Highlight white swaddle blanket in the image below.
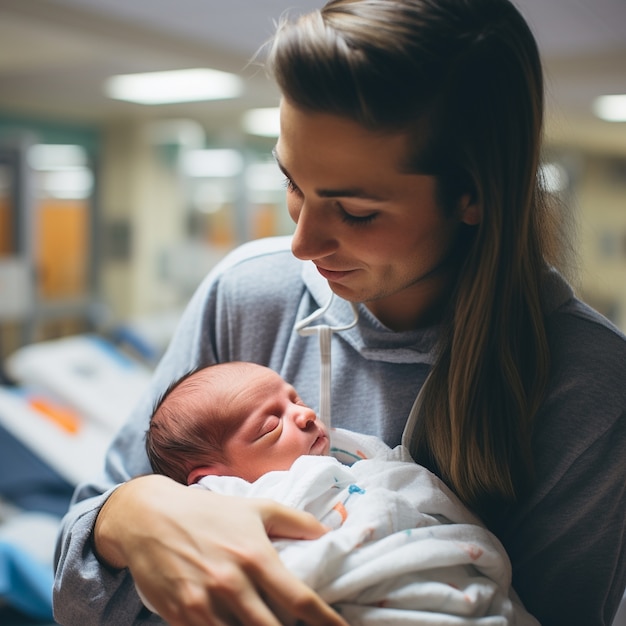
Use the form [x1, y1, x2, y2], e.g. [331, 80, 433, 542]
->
[138, 429, 538, 625]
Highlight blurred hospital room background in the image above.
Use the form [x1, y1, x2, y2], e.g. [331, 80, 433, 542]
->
[1, 0, 626, 359]
[0, 0, 624, 624]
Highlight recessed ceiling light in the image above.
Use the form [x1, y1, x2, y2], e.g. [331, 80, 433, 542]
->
[104, 68, 243, 105]
[592, 94, 626, 122]
[242, 107, 280, 137]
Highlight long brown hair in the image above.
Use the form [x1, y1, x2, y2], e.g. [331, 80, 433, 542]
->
[267, 0, 559, 518]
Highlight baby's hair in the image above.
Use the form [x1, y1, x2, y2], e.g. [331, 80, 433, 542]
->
[151, 366, 203, 417]
[145, 363, 243, 484]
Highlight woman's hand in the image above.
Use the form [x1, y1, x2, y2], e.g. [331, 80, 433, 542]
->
[93, 474, 348, 626]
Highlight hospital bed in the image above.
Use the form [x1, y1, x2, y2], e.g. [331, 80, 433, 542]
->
[0, 334, 153, 623]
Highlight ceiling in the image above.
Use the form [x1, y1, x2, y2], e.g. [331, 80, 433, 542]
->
[0, 0, 625, 153]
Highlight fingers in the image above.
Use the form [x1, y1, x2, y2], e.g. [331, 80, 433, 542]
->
[206, 500, 347, 626]
[124, 488, 343, 626]
[255, 498, 330, 540]
[250, 553, 349, 626]
[214, 533, 343, 626]
[220, 577, 286, 626]
[145, 561, 285, 626]
[236, 501, 348, 626]
[201, 559, 286, 626]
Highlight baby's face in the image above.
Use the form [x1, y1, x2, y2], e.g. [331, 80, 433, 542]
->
[223, 366, 330, 481]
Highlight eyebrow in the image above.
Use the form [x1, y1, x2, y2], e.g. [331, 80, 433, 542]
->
[272, 148, 386, 201]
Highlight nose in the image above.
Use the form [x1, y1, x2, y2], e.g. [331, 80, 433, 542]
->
[293, 405, 317, 430]
[290, 201, 338, 261]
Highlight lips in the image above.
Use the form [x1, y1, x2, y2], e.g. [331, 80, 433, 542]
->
[310, 432, 329, 455]
[315, 266, 354, 282]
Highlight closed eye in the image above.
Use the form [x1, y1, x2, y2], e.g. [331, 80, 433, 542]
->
[339, 206, 378, 226]
[283, 172, 377, 225]
[259, 415, 281, 437]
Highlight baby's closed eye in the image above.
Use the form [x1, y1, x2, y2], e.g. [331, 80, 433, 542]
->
[260, 415, 281, 437]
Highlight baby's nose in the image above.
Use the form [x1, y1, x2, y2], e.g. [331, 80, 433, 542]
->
[294, 406, 317, 428]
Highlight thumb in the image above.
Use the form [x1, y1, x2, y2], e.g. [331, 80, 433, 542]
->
[254, 499, 330, 540]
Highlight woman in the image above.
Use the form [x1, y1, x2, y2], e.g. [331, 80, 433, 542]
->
[53, 1, 626, 625]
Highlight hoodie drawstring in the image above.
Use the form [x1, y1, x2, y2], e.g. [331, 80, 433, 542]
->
[295, 294, 359, 429]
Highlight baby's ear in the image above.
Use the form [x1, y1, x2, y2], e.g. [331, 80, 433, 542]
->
[187, 464, 227, 485]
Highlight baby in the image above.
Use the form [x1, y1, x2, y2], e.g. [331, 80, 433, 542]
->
[143, 361, 539, 625]
[146, 361, 330, 485]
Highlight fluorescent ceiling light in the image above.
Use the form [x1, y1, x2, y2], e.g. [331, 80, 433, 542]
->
[27, 144, 87, 170]
[26, 144, 93, 198]
[105, 68, 243, 105]
[193, 182, 233, 213]
[181, 149, 244, 178]
[41, 169, 94, 200]
[246, 162, 285, 191]
[592, 94, 626, 122]
[242, 107, 280, 137]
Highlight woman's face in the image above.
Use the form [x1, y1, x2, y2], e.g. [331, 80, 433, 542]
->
[275, 99, 477, 330]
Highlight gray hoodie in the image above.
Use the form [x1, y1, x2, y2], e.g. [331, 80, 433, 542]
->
[53, 236, 626, 626]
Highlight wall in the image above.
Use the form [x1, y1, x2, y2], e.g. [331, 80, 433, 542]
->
[99, 121, 187, 321]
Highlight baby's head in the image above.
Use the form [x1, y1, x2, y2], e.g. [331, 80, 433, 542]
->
[146, 362, 329, 485]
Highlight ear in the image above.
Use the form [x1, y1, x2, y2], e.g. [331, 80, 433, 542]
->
[187, 464, 228, 485]
[459, 193, 481, 226]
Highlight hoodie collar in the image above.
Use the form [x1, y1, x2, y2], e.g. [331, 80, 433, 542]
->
[301, 261, 439, 365]
[301, 261, 575, 365]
